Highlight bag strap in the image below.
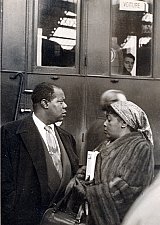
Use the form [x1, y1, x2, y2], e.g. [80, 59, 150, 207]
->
[76, 204, 83, 223]
[48, 176, 86, 223]
[49, 175, 76, 208]
[52, 184, 73, 212]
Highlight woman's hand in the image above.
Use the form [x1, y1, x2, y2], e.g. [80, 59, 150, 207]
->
[109, 177, 122, 188]
[76, 166, 86, 180]
[85, 177, 95, 186]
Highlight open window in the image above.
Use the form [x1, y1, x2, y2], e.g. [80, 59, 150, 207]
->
[111, 0, 153, 77]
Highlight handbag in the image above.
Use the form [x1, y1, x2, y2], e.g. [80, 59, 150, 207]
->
[40, 178, 86, 225]
[40, 205, 83, 225]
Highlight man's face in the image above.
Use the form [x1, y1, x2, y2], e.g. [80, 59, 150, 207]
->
[47, 88, 67, 124]
[124, 57, 134, 73]
[141, 23, 152, 35]
[104, 113, 123, 141]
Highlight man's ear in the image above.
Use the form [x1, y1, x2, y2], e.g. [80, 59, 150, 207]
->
[40, 99, 49, 109]
[121, 121, 127, 128]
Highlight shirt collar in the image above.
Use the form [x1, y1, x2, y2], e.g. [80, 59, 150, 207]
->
[32, 113, 55, 132]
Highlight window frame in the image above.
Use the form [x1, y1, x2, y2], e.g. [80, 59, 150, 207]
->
[32, 0, 81, 75]
[110, 0, 154, 78]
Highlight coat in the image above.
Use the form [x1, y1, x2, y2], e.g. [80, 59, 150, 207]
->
[1, 115, 79, 225]
[86, 132, 154, 225]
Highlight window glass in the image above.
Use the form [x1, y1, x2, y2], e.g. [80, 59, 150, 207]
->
[37, 0, 78, 67]
[111, 0, 153, 76]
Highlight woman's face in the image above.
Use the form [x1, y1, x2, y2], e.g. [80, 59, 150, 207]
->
[104, 113, 123, 141]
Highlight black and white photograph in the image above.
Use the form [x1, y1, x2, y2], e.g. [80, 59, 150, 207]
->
[1, 0, 160, 225]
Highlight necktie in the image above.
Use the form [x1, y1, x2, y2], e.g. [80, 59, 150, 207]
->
[44, 125, 62, 178]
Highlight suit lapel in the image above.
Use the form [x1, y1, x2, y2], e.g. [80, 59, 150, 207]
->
[54, 130, 72, 193]
[56, 126, 79, 175]
[16, 116, 48, 204]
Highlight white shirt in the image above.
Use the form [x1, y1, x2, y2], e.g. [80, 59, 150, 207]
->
[32, 113, 61, 155]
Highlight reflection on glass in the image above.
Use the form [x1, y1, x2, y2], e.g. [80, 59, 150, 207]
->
[37, 0, 77, 67]
[111, 0, 153, 76]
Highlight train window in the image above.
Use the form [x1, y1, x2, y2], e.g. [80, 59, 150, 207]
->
[37, 0, 79, 68]
[111, 0, 153, 76]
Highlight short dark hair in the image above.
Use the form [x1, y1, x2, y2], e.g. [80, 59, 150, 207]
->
[123, 53, 135, 62]
[31, 82, 61, 104]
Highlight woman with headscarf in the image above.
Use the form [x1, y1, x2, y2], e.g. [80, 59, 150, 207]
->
[84, 100, 154, 225]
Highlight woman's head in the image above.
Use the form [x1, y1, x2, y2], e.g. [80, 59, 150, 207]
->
[104, 101, 153, 144]
[104, 106, 133, 141]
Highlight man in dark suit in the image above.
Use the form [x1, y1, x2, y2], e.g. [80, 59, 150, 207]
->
[1, 82, 79, 225]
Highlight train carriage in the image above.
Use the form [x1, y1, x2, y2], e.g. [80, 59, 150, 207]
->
[1, 0, 160, 172]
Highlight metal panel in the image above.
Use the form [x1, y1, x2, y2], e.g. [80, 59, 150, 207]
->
[1, 72, 21, 125]
[2, 0, 26, 71]
[153, 0, 160, 78]
[86, 0, 110, 75]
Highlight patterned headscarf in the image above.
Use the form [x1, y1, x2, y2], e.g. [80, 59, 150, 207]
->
[110, 101, 153, 145]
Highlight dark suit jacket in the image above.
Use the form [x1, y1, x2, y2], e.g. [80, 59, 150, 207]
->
[1, 115, 79, 225]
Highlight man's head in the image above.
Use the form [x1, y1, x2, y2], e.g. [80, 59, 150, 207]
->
[31, 82, 67, 124]
[141, 13, 153, 35]
[123, 53, 135, 74]
[100, 89, 127, 111]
